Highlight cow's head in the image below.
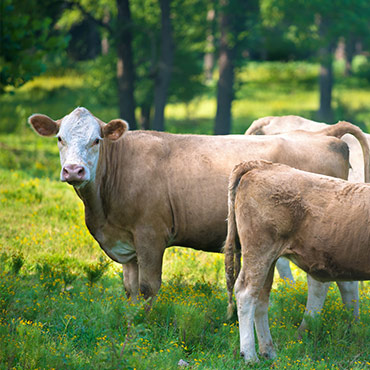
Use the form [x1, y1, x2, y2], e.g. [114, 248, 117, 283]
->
[29, 107, 128, 187]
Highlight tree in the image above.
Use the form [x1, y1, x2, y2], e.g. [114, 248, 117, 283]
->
[0, 0, 67, 93]
[214, 0, 235, 135]
[214, 0, 260, 134]
[116, 0, 137, 129]
[152, 0, 174, 131]
[63, 0, 137, 129]
[132, 0, 208, 130]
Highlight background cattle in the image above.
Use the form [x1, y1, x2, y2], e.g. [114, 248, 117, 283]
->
[29, 108, 368, 316]
[224, 160, 370, 362]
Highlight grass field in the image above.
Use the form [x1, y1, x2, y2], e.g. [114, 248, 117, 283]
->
[1, 61, 370, 369]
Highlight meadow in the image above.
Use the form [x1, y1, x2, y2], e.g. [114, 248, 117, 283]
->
[1, 60, 370, 369]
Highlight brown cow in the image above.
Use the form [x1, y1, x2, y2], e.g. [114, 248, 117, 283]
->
[225, 160, 370, 362]
[29, 108, 368, 302]
[245, 115, 370, 183]
[245, 115, 370, 329]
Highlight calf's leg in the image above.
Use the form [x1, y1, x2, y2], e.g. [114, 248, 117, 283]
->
[337, 281, 359, 318]
[298, 274, 330, 333]
[299, 278, 359, 334]
[254, 264, 276, 360]
[276, 257, 294, 283]
[235, 249, 277, 363]
[235, 272, 259, 362]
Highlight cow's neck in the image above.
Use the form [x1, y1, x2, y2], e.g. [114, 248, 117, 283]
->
[74, 181, 106, 237]
[73, 138, 129, 235]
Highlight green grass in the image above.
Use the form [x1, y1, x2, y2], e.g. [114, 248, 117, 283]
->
[1, 61, 370, 369]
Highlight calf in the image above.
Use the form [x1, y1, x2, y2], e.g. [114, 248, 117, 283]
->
[29, 108, 368, 303]
[225, 160, 370, 362]
[245, 116, 370, 329]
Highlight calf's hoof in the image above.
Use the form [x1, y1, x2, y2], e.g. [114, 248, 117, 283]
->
[260, 350, 276, 360]
[240, 350, 259, 363]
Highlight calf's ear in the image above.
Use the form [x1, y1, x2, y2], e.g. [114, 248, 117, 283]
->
[28, 114, 60, 137]
[103, 119, 129, 141]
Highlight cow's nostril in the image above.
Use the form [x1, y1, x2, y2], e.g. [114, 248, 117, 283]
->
[62, 165, 86, 183]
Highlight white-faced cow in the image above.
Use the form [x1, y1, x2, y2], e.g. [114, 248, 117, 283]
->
[224, 160, 370, 362]
[245, 115, 370, 330]
[29, 108, 369, 303]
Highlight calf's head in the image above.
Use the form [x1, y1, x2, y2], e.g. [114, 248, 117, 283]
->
[29, 107, 128, 187]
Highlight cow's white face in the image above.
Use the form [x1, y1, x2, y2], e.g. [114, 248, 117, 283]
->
[29, 107, 128, 188]
[57, 108, 102, 187]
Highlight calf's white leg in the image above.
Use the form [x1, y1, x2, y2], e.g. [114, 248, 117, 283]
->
[235, 275, 259, 362]
[298, 274, 330, 333]
[235, 250, 277, 363]
[254, 265, 276, 359]
[299, 277, 360, 333]
[337, 281, 359, 318]
[276, 258, 295, 283]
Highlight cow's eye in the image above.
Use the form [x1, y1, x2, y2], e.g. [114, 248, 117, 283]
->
[57, 136, 63, 143]
[93, 138, 100, 146]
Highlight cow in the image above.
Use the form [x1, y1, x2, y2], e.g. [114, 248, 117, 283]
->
[245, 115, 370, 330]
[245, 115, 370, 183]
[224, 160, 370, 362]
[28, 108, 369, 304]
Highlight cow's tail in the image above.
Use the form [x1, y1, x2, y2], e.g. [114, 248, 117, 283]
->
[315, 121, 370, 183]
[245, 117, 273, 135]
[224, 160, 271, 319]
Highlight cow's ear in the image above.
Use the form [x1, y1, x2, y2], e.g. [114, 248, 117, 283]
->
[28, 114, 60, 137]
[103, 119, 129, 141]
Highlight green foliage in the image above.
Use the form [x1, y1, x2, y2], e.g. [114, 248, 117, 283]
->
[355, 57, 370, 83]
[0, 0, 68, 92]
[84, 257, 111, 287]
[10, 252, 24, 275]
[261, 0, 370, 55]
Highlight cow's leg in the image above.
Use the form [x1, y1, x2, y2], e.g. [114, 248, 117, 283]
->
[298, 274, 330, 333]
[235, 249, 277, 363]
[337, 281, 359, 319]
[135, 233, 165, 301]
[122, 259, 139, 301]
[254, 264, 276, 360]
[275, 257, 295, 283]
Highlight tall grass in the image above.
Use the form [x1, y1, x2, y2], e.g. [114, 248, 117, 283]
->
[1, 61, 370, 369]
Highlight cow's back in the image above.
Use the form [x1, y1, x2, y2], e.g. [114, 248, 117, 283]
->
[246, 115, 367, 183]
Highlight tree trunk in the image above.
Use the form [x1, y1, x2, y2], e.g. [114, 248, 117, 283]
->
[101, 9, 110, 55]
[344, 34, 356, 76]
[116, 0, 137, 129]
[152, 0, 174, 132]
[214, 0, 234, 135]
[317, 17, 334, 123]
[318, 56, 333, 122]
[204, 9, 215, 83]
[140, 104, 151, 130]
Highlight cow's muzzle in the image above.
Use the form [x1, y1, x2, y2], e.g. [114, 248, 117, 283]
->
[61, 164, 88, 184]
